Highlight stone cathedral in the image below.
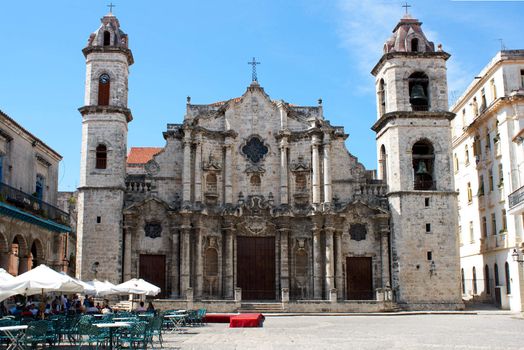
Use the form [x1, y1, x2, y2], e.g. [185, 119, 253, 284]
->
[76, 12, 463, 311]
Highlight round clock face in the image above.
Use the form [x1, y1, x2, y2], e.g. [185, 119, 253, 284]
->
[99, 74, 110, 84]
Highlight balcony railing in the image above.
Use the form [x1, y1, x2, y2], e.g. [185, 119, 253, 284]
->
[509, 185, 524, 209]
[0, 182, 70, 225]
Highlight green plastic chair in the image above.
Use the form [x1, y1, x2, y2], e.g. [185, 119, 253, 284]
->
[76, 322, 110, 350]
[21, 320, 52, 348]
[118, 321, 148, 350]
[146, 315, 164, 348]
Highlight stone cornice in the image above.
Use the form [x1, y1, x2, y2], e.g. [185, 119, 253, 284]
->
[82, 46, 134, 66]
[371, 111, 455, 133]
[387, 190, 457, 196]
[78, 105, 133, 123]
[371, 51, 450, 76]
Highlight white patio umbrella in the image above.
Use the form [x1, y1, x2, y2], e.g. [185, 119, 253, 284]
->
[60, 272, 96, 295]
[111, 278, 160, 296]
[0, 264, 86, 302]
[86, 279, 116, 296]
[111, 278, 160, 310]
[0, 268, 14, 283]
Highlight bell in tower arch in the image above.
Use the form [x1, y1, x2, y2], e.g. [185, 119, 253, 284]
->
[410, 84, 428, 107]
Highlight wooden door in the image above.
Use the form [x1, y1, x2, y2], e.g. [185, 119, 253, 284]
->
[139, 254, 166, 298]
[346, 257, 373, 300]
[237, 236, 275, 300]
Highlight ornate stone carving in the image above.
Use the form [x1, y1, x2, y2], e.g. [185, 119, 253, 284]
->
[145, 221, 162, 239]
[203, 153, 222, 171]
[290, 155, 310, 172]
[145, 159, 160, 175]
[349, 223, 367, 241]
[241, 136, 268, 163]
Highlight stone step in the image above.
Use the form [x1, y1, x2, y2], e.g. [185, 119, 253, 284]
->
[239, 302, 283, 313]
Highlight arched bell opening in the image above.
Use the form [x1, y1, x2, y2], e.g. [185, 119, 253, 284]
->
[412, 140, 435, 190]
[408, 72, 429, 111]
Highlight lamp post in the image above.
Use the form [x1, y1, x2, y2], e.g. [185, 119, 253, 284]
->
[512, 249, 524, 264]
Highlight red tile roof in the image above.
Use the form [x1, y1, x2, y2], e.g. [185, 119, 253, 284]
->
[127, 147, 162, 165]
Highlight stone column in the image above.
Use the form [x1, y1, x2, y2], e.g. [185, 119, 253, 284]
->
[279, 137, 289, 205]
[224, 140, 233, 204]
[325, 227, 335, 299]
[170, 227, 180, 298]
[223, 221, 234, 298]
[313, 224, 322, 299]
[180, 222, 191, 297]
[311, 135, 321, 205]
[123, 228, 132, 282]
[323, 133, 332, 204]
[334, 229, 344, 299]
[280, 228, 290, 290]
[194, 135, 203, 203]
[380, 226, 391, 288]
[194, 225, 203, 299]
[182, 131, 192, 203]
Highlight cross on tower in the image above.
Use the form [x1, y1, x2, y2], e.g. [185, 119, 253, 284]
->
[402, 2, 411, 15]
[107, 2, 116, 13]
[248, 57, 261, 82]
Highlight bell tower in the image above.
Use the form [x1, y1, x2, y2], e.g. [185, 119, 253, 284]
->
[372, 13, 462, 309]
[76, 11, 133, 282]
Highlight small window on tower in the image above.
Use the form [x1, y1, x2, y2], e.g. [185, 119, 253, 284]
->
[98, 74, 110, 106]
[424, 198, 430, 207]
[427, 251, 432, 261]
[411, 38, 419, 52]
[103, 31, 111, 46]
[520, 69, 524, 88]
[96, 144, 107, 169]
[96, 216, 101, 224]
[425, 223, 431, 233]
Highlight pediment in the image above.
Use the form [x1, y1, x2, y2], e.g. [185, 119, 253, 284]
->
[123, 196, 171, 214]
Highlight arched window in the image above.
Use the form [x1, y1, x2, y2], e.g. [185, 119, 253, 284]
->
[465, 146, 470, 165]
[461, 268, 465, 294]
[378, 79, 386, 115]
[453, 153, 459, 172]
[412, 140, 435, 190]
[295, 174, 307, 192]
[96, 144, 107, 169]
[98, 74, 110, 106]
[472, 266, 477, 295]
[408, 72, 429, 111]
[411, 38, 419, 52]
[103, 31, 111, 46]
[484, 265, 490, 295]
[505, 262, 511, 294]
[494, 263, 499, 286]
[380, 145, 387, 182]
[250, 174, 261, 193]
[206, 173, 217, 193]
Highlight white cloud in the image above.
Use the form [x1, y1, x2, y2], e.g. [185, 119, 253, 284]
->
[336, 0, 399, 75]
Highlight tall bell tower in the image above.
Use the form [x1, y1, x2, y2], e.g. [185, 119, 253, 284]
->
[76, 11, 133, 282]
[371, 13, 462, 309]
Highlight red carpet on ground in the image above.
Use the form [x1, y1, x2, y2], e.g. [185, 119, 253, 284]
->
[204, 314, 233, 323]
[229, 313, 265, 328]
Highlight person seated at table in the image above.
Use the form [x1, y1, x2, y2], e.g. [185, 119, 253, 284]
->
[101, 300, 113, 314]
[20, 305, 34, 317]
[135, 301, 147, 312]
[86, 301, 99, 314]
[72, 300, 85, 314]
[9, 302, 22, 316]
[147, 301, 155, 312]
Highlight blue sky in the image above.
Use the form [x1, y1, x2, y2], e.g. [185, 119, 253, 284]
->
[0, 0, 522, 191]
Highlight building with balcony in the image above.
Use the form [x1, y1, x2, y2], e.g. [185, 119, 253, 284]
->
[0, 109, 73, 276]
[451, 50, 524, 311]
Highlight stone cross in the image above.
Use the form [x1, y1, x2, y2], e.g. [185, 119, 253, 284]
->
[248, 57, 261, 82]
[402, 2, 411, 15]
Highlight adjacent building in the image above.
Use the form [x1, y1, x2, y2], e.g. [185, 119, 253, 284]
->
[451, 50, 524, 311]
[0, 109, 73, 276]
[76, 11, 462, 311]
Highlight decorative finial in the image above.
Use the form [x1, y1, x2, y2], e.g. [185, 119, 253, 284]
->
[107, 2, 116, 14]
[318, 98, 323, 106]
[247, 57, 261, 82]
[402, 2, 411, 15]
[186, 96, 191, 104]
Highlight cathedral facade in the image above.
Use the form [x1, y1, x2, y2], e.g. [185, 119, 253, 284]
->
[76, 12, 463, 311]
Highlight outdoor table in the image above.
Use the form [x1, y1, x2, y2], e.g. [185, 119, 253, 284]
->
[164, 313, 187, 333]
[94, 322, 130, 350]
[0, 325, 28, 350]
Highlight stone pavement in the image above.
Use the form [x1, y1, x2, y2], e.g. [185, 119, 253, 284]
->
[160, 312, 524, 350]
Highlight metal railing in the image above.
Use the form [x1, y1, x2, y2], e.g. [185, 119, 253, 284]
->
[0, 182, 70, 225]
[508, 185, 524, 209]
